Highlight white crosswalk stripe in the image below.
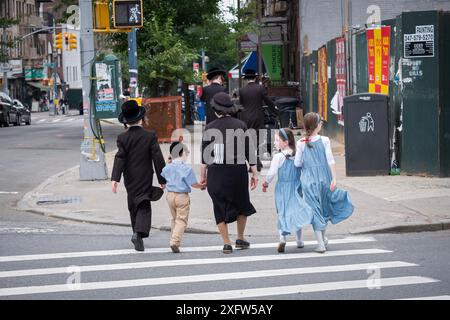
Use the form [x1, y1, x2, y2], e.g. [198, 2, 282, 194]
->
[0, 237, 376, 262]
[0, 261, 416, 297]
[398, 295, 450, 300]
[0, 237, 444, 300]
[0, 248, 391, 278]
[33, 117, 83, 124]
[134, 277, 438, 300]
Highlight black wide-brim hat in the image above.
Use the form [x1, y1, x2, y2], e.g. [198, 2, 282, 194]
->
[149, 186, 164, 201]
[242, 68, 258, 79]
[118, 99, 146, 124]
[207, 68, 227, 80]
[211, 92, 243, 114]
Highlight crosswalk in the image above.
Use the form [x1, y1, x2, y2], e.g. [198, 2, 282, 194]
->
[35, 117, 84, 125]
[0, 236, 447, 300]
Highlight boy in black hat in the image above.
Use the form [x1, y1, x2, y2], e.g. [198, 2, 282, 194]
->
[200, 68, 227, 124]
[111, 100, 167, 251]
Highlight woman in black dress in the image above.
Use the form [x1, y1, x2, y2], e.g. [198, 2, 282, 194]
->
[200, 92, 259, 254]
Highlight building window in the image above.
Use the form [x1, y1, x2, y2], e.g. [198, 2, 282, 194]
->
[73, 66, 77, 81]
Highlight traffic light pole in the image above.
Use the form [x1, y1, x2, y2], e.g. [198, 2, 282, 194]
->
[79, 0, 108, 181]
[127, 28, 138, 97]
[51, 19, 58, 116]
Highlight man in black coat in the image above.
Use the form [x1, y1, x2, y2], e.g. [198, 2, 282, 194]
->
[111, 100, 166, 251]
[200, 68, 227, 124]
[239, 69, 278, 171]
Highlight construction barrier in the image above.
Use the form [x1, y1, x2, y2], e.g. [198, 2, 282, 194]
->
[142, 96, 182, 143]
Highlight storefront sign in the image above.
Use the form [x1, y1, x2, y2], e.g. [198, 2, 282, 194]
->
[318, 46, 327, 121]
[335, 37, 346, 126]
[261, 44, 283, 81]
[367, 26, 391, 94]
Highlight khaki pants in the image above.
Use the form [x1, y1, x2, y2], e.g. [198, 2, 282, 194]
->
[166, 192, 190, 247]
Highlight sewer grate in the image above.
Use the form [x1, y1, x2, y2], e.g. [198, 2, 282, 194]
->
[37, 195, 82, 205]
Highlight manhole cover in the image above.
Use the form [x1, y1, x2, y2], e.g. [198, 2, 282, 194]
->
[37, 195, 82, 205]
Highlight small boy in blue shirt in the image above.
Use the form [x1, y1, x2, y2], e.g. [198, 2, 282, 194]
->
[161, 141, 205, 253]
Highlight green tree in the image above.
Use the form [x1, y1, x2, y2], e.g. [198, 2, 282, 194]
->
[0, 18, 18, 63]
[137, 17, 197, 96]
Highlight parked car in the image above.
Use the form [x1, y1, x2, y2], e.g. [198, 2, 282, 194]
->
[0, 92, 18, 127]
[12, 99, 31, 125]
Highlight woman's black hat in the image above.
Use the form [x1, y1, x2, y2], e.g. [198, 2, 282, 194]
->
[242, 69, 258, 79]
[118, 99, 146, 124]
[207, 68, 227, 80]
[211, 92, 243, 114]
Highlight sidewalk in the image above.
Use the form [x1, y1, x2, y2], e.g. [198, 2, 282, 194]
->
[18, 125, 450, 239]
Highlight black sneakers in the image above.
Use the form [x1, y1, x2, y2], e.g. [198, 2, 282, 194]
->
[131, 233, 144, 252]
[170, 245, 180, 253]
[223, 244, 233, 254]
[235, 239, 250, 249]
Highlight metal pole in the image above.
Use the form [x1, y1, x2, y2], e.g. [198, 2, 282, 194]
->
[237, 0, 242, 89]
[128, 28, 138, 98]
[1, 27, 9, 95]
[52, 19, 57, 115]
[79, 0, 108, 181]
[201, 48, 205, 71]
[256, 0, 263, 80]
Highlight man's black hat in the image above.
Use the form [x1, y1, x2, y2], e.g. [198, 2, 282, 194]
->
[118, 99, 146, 124]
[207, 68, 227, 81]
[211, 92, 243, 114]
[242, 69, 258, 79]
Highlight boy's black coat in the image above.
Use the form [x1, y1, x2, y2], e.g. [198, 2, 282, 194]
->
[112, 126, 166, 206]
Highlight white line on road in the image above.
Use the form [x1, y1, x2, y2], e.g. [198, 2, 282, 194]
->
[0, 248, 391, 278]
[131, 277, 439, 300]
[37, 119, 46, 123]
[52, 119, 62, 123]
[397, 295, 450, 300]
[0, 191, 19, 195]
[0, 237, 376, 262]
[65, 118, 75, 122]
[0, 261, 415, 297]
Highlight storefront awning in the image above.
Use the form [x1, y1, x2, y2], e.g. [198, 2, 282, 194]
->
[27, 81, 51, 91]
[228, 51, 267, 79]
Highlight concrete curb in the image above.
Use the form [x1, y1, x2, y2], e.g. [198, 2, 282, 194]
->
[16, 165, 219, 234]
[350, 220, 450, 234]
[16, 161, 448, 237]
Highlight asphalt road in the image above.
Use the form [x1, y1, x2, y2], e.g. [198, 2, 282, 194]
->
[0, 112, 449, 301]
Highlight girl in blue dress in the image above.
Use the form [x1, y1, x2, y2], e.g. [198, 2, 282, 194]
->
[262, 128, 313, 253]
[294, 113, 354, 253]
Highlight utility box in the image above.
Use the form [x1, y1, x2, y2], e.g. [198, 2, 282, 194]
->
[399, 11, 450, 177]
[344, 94, 390, 176]
[93, 54, 121, 119]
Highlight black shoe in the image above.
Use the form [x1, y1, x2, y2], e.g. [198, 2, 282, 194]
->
[131, 233, 144, 252]
[277, 242, 286, 253]
[223, 244, 233, 254]
[170, 244, 180, 253]
[235, 239, 250, 249]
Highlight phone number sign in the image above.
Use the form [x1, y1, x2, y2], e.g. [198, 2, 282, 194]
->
[404, 25, 435, 58]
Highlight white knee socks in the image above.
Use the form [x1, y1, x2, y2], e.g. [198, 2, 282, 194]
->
[314, 231, 326, 253]
[296, 229, 304, 248]
[322, 228, 328, 247]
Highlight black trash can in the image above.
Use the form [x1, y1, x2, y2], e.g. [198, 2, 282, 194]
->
[273, 97, 299, 128]
[343, 94, 390, 176]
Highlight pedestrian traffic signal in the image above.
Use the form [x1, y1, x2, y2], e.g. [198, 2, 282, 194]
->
[69, 33, 77, 50]
[112, 0, 143, 28]
[55, 33, 63, 50]
[64, 32, 69, 48]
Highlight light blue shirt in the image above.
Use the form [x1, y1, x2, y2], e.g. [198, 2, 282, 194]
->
[161, 159, 198, 193]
